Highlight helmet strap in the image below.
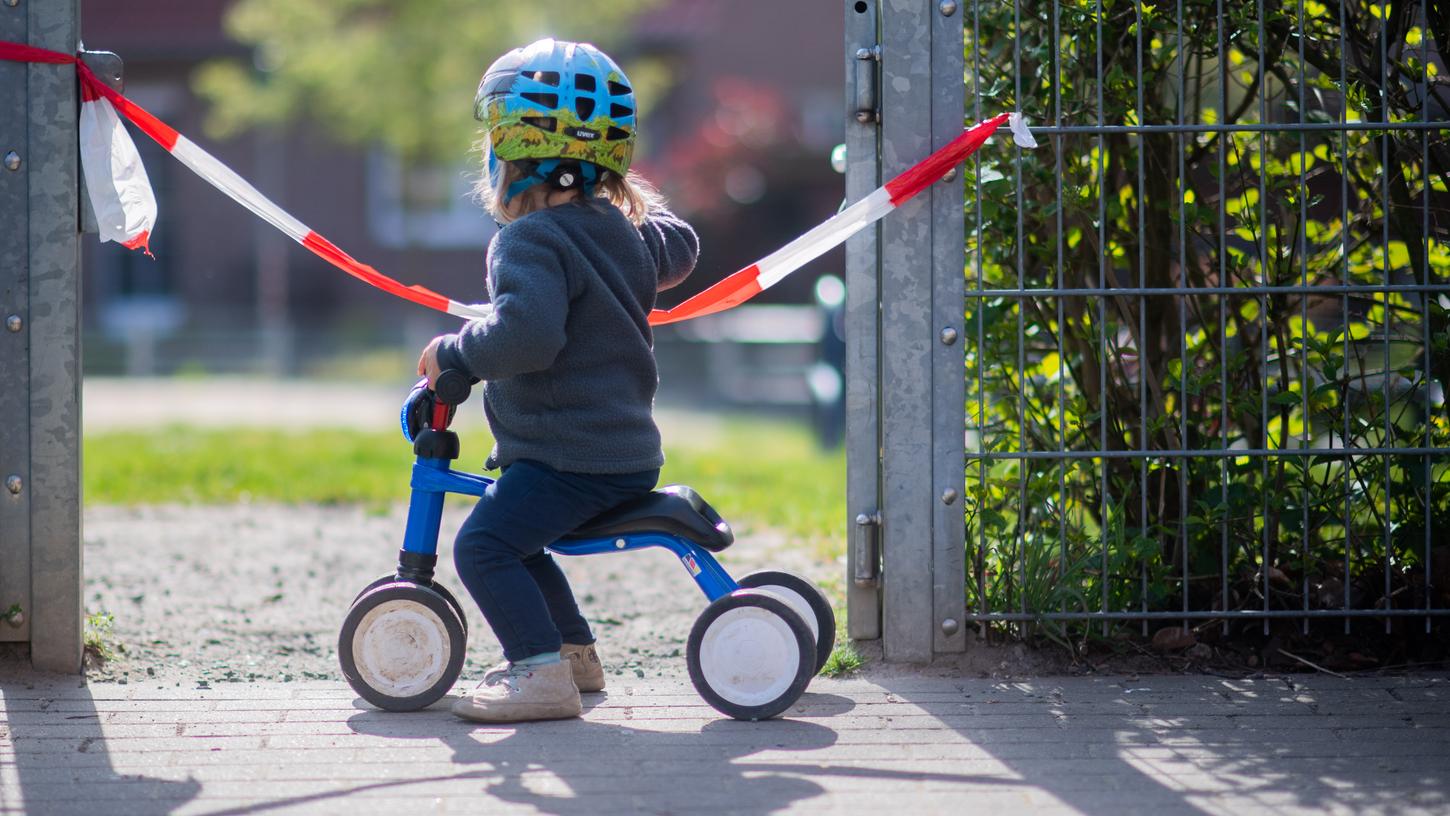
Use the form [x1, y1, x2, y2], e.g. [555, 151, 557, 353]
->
[503, 158, 601, 203]
[487, 149, 509, 198]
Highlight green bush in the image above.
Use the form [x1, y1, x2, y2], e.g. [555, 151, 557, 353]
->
[962, 0, 1449, 640]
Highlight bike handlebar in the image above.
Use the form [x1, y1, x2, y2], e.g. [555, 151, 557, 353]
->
[433, 369, 473, 407]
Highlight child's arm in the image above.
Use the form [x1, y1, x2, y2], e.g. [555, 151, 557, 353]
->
[639, 208, 699, 292]
[433, 223, 573, 381]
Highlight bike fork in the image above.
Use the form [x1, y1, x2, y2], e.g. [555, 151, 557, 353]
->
[397, 457, 450, 583]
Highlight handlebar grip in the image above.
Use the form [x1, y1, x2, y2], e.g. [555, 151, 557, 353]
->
[433, 369, 473, 406]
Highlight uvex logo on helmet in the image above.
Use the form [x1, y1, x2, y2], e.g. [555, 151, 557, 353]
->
[567, 127, 600, 141]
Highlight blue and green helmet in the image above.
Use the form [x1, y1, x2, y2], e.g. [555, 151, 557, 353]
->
[474, 39, 637, 182]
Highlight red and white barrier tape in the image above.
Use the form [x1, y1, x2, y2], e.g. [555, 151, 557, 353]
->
[649, 112, 1035, 325]
[1, 42, 1035, 327]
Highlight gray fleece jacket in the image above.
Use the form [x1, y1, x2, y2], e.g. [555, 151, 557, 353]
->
[436, 199, 698, 474]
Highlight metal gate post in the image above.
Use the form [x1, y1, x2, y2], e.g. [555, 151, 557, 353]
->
[0, 0, 83, 673]
[926, 0, 966, 655]
[844, 0, 882, 640]
[0, 0, 32, 652]
[875, 0, 966, 661]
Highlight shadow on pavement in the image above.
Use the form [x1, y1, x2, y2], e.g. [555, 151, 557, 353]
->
[889, 673, 1450, 814]
[198, 688, 1020, 815]
[0, 669, 202, 816]
[12, 664, 1435, 813]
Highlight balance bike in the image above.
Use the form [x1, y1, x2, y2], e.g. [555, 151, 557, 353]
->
[337, 370, 835, 721]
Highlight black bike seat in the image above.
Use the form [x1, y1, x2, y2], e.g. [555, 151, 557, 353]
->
[562, 485, 734, 551]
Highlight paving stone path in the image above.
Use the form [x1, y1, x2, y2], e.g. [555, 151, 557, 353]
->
[44, 380, 1450, 812]
[2, 673, 1447, 814]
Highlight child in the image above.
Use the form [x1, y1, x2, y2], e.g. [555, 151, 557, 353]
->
[416, 38, 698, 723]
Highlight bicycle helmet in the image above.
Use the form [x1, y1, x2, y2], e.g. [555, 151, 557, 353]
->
[474, 39, 637, 201]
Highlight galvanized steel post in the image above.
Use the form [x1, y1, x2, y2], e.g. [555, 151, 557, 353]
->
[926, 0, 967, 656]
[844, 0, 882, 641]
[0, 0, 83, 672]
[853, 0, 966, 661]
[0, 0, 29, 654]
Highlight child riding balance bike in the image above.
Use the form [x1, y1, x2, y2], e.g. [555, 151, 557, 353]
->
[336, 39, 833, 723]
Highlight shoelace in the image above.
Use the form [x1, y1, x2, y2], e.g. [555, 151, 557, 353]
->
[478, 663, 534, 692]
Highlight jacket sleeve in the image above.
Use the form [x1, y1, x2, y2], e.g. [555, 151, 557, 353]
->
[638, 208, 699, 292]
[435, 222, 570, 381]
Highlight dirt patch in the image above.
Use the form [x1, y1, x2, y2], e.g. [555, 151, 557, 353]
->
[848, 625, 1450, 682]
[843, 636, 1227, 681]
[79, 503, 836, 687]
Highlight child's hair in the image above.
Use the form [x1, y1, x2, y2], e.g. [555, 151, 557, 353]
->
[474, 145, 665, 226]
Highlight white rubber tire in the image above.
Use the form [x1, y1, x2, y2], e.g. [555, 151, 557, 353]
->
[736, 570, 835, 675]
[339, 582, 465, 711]
[351, 573, 468, 634]
[686, 589, 813, 721]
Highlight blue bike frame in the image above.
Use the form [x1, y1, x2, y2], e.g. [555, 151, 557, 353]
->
[401, 456, 740, 601]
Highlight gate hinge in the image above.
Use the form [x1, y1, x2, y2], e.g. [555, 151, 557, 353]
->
[853, 509, 881, 587]
[853, 45, 880, 125]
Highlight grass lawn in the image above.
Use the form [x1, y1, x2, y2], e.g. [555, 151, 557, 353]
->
[84, 418, 846, 553]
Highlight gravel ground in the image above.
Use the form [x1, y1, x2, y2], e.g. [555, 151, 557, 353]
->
[81, 503, 837, 686]
[73, 378, 1088, 686]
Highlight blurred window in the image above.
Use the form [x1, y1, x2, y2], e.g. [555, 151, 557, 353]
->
[89, 82, 185, 339]
[366, 151, 494, 249]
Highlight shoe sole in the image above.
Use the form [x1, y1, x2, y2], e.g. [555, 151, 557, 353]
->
[572, 661, 605, 693]
[450, 699, 583, 723]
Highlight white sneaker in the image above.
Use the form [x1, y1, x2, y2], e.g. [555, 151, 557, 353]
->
[452, 659, 582, 723]
[483, 643, 605, 693]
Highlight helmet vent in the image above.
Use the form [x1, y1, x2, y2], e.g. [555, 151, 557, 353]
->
[607, 80, 631, 96]
[605, 126, 631, 141]
[531, 71, 561, 86]
[522, 116, 557, 132]
[574, 74, 596, 92]
[609, 103, 632, 119]
[520, 91, 558, 109]
[575, 97, 596, 120]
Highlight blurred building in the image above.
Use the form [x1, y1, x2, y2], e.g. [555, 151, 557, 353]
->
[80, 0, 844, 388]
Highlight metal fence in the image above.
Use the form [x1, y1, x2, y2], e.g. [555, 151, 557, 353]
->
[845, 0, 1449, 660]
[958, 0, 1450, 637]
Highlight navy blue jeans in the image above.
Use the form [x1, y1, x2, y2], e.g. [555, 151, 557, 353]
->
[453, 459, 659, 663]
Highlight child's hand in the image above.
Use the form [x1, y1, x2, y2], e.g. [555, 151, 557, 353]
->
[417, 336, 444, 388]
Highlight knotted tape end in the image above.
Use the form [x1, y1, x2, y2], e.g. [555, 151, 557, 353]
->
[120, 229, 154, 259]
[1008, 113, 1038, 149]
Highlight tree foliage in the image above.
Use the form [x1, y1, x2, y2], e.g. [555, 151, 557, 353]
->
[193, 0, 659, 160]
[963, 0, 1450, 651]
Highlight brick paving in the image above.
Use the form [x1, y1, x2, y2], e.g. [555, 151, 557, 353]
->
[1, 673, 1447, 815]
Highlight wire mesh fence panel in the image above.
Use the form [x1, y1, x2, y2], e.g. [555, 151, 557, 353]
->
[961, 0, 1450, 649]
